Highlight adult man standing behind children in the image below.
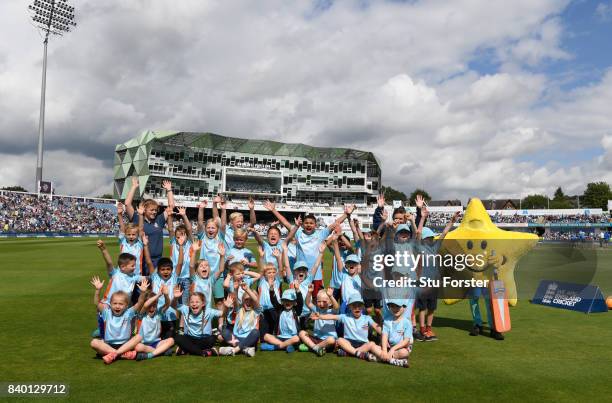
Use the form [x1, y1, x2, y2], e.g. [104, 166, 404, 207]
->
[124, 176, 175, 275]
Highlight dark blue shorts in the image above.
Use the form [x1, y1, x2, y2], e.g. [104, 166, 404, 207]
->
[345, 338, 366, 349]
[145, 340, 160, 349]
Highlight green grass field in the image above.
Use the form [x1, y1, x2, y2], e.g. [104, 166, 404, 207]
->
[1, 238, 611, 402]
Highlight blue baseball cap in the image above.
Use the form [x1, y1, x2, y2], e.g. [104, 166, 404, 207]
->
[421, 227, 436, 239]
[347, 293, 364, 305]
[396, 224, 411, 233]
[293, 260, 309, 271]
[386, 299, 407, 307]
[345, 254, 360, 264]
[281, 289, 296, 302]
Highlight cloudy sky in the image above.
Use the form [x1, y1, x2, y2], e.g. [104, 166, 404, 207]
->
[1, 0, 611, 200]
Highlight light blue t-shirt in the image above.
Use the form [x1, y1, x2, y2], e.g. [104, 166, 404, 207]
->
[338, 313, 374, 343]
[103, 267, 141, 303]
[150, 272, 178, 321]
[177, 305, 222, 338]
[278, 310, 298, 339]
[232, 306, 263, 338]
[313, 306, 337, 340]
[383, 317, 413, 346]
[341, 274, 362, 306]
[258, 277, 281, 310]
[330, 246, 351, 289]
[102, 306, 138, 344]
[138, 310, 162, 344]
[118, 234, 144, 276]
[295, 227, 331, 281]
[286, 271, 313, 316]
[263, 241, 283, 269]
[191, 275, 214, 308]
[226, 276, 255, 322]
[227, 247, 255, 266]
[223, 227, 235, 250]
[171, 238, 193, 279]
[197, 233, 223, 274]
[287, 242, 297, 270]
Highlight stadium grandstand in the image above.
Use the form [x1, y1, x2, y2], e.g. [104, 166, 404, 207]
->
[113, 130, 382, 205]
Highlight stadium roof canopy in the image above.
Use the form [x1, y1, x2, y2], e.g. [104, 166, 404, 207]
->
[116, 130, 380, 163]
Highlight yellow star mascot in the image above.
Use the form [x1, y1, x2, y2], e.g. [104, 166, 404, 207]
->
[441, 198, 538, 339]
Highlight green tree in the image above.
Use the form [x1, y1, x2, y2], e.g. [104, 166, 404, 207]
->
[98, 193, 114, 199]
[521, 194, 549, 209]
[409, 189, 431, 205]
[581, 182, 612, 209]
[382, 186, 407, 202]
[550, 187, 572, 208]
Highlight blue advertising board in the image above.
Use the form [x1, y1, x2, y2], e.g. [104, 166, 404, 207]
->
[532, 280, 608, 313]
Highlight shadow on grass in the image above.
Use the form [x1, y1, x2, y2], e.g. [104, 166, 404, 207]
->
[433, 316, 480, 332]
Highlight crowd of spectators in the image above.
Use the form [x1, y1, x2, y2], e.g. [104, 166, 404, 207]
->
[542, 231, 595, 241]
[1, 192, 118, 234]
[2, 191, 611, 235]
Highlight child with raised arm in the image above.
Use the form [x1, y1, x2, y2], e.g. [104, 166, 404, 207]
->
[260, 284, 304, 353]
[167, 206, 194, 305]
[97, 240, 144, 304]
[196, 200, 227, 307]
[416, 210, 460, 342]
[190, 242, 226, 309]
[223, 262, 261, 305]
[219, 282, 262, 357]
[284, 241, 326, 329]
[311, 294, 382, 361]
[173, 287, 234, 357]
[125, 177, 175, 274]
[90, 276, 149, 364]
[299, 285, 339, 356]
[134, 284, 175, 360]
[117, 202, 144, 276]
[215, 194, 254, 250]
[265, 200, 355, 295]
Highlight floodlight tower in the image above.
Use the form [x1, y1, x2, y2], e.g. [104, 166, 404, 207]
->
[28, 0, 76, 189]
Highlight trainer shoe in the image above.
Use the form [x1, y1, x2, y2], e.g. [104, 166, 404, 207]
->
[414, 329, 425, 342]
[469, 324, 482, 336]
[315, 346, 326, 357]
[244, 347, 256, 357]
[136, 352, 149, 361]
[491, 330, 505, 341]
[91, 328, 101, 338]
[259, 343, 276, 351]
[219, 347, 235, 356]
[389, 358, 405, 367]
[367, 353, 378, 362]
[298, 343, 309, 352]
[286, 345, 295, 353]
[425, 326, 438, 341]
[355, 351, 368, 360]
[102, 352, 117, 365]
[120, 351, 137, 360]
[163, 348, 174, 357]
[337, 348, 347, 357]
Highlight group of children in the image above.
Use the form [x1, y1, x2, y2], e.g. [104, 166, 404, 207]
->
[90, 178, 455, 368]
